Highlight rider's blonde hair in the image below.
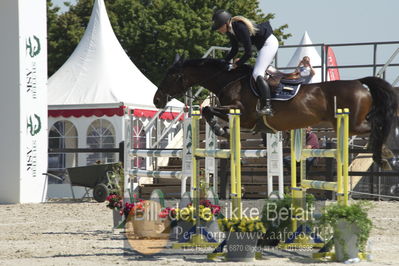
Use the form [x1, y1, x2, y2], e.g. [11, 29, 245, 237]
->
[231, 16, 258, 36]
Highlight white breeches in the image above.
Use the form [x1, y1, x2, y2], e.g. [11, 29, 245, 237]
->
[252, 34, 279, 80]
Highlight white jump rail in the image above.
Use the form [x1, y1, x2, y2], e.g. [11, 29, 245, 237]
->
[128, 149, 183, 179]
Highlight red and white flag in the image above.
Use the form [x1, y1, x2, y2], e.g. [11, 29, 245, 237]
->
[326, 46, 340, 81]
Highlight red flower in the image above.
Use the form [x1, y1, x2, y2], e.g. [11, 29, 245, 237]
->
[183, 201, 221, 218]
[158, 207, 176, 219]
[200, 199, 212, 207]
[211, 205, 221, 215]
[106, 194, 123, 210]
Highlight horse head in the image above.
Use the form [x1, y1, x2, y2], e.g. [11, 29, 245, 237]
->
[154, 54, 187, 108]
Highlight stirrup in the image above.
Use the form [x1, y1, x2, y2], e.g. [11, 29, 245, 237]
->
[258, 106, 274, 116]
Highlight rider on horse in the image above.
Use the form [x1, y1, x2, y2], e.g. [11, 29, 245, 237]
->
[211, 9, 279, 116]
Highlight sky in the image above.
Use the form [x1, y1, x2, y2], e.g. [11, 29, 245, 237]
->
[52, 0, 75, 13]
[260, 0, 399, 82]
[52, 0, 398, 82]
[261, 0, 398, 44]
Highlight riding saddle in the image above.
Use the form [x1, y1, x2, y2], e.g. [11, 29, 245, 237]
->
[250, 67, 305, 100]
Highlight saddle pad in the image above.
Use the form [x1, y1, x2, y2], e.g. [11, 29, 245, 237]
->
[251, 80, 302, 101]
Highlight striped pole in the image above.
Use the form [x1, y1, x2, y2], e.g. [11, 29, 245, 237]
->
[129, 149, 182, 158]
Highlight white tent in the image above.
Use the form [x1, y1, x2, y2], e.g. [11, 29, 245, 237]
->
[286, 31, 322, 83]
[48, 0, 182, 109]
[47, 0, 183, 190]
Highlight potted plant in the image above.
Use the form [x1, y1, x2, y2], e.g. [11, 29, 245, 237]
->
[105, 193, 123, 227]
[104, 163, 129, 228]
[107, 163, 125, 199]
[176, 200, 221, 223]
[218, 217, 266, 262]
[173, 199, 221, 241]
[123, 199, 172, 239]
[261, 193, 315, 246]
[319, 201, 373, 262]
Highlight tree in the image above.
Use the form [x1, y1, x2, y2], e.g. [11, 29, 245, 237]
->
[48, 0, 291, 88]
[47, 0, 87, 75]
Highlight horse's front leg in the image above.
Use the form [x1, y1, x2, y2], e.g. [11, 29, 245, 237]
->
[202, 106, 229, 137]
[202, 105, 242, 138]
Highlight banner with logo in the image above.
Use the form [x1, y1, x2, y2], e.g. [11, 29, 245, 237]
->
[326, 46, 341, 81]
[19, 0, 48, 202]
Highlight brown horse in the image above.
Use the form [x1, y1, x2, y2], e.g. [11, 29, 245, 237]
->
[154, 57, 398, 168]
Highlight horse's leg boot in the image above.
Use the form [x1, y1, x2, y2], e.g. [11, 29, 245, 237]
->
[256, 76, 274, 116]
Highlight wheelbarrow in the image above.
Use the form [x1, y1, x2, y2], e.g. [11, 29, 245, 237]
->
[67, 163, 120, 202]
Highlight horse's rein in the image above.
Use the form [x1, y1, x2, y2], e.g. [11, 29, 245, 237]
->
[183, 70, 249, 102]
[160, 67, 248, 103]
[157, 71, 222, 100]
[161, 69, 226, 102]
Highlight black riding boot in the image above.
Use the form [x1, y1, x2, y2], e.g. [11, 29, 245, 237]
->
[256, 76, 274, 116]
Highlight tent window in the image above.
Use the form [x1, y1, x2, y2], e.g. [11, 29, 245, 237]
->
[86, 119, 116, 165]
[48, 120, 78, 182]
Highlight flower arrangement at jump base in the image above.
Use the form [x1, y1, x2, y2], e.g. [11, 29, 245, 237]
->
[118, 196, 176, 220]
[105, 193, 123, 210]
[174, 199, 221, 223]
[106, 194, 147, 228]
[218, 217, 266, 233]
[105, 193, 124, 228]
[121, 199, 145, 217]
[218, 217, 266, 262]
[123, 199, 173, 238]
[159, 207, 177, 220]
[104, 162, 126, 228]
[318, 201, 373, 262]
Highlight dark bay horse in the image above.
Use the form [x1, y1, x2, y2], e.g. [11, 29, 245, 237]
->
[154, 57, 398, 168]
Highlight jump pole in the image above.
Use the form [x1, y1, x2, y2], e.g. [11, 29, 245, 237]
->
[172, 109, 219, 248]
[190, 109, 242, 218]
[281, 108, 350, 249]
[230, 109, 242, 218]
[176, 109, 243, 249]
[126, 114, 192, 199]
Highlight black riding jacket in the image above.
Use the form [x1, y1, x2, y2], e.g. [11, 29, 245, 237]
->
[225, 21, 273, 66]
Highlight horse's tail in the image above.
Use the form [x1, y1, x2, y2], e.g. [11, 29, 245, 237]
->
[359, 76, 398, 165]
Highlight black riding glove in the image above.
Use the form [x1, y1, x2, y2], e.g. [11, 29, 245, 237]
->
[219, 59, 231, 71]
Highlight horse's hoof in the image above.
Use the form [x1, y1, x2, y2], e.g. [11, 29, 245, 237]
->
[214, 127, 225, 136]
[209, 118, 217, 127]
[223, 126, 230, 136]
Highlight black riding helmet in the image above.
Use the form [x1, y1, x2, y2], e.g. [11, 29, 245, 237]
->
[211, 10, 232, 30]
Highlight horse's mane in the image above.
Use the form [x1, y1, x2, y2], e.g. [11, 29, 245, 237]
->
[182, 58, 225, 68]
[182, 58, 253, 74]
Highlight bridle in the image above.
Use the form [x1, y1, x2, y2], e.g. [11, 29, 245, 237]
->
[159, 69, 224, 101]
